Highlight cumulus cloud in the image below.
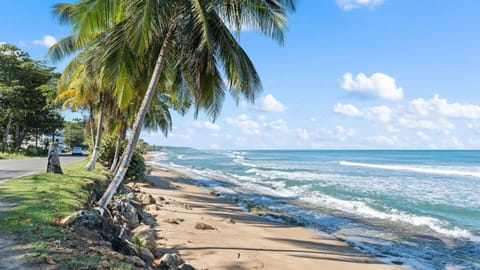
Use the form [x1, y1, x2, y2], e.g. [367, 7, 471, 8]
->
[265, 119, 289, 133]
[336, 0, 385, 10]
[334, 103, 362, 117]
[334, 103, 392, 123]
[398, 117, 454, 133]
[409, 94, 480, 119]
[259, 94, 287, 112]
[296, 126, 356, 142]
[226, 114, 260, 135]
[33, 35, 57, 48]
[191, 121, 221, 131]
[0, 42, 5, 45]
[333, 92, 480, 136]
[340, 72, 403, 101]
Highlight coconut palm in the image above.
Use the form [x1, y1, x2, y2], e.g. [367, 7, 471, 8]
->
[52, 0, 295, 213]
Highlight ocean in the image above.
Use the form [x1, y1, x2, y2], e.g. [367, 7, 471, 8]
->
[149, 149, 480, 269]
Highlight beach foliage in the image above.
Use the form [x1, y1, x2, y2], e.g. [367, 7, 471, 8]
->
[98, 136, 146, 182]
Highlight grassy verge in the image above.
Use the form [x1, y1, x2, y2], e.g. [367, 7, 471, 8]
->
[0, 160, 134, 269]
[0, 152, 32, 159]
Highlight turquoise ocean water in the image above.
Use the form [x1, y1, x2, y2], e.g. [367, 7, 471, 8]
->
[150, 149, 480, 269]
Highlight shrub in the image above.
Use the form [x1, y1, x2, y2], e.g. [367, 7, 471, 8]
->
[25, 146, 48, 156]
[98, 136, 146, 182]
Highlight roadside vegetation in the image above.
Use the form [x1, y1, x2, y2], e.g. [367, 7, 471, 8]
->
[0, 160, 135, 269]
[0, 44, 63, 155]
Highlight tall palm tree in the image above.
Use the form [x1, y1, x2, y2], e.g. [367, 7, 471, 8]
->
[56, 47, 111, 171]
[52, 0, 295, 213]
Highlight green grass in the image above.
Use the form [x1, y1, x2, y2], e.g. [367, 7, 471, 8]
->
[0, 160, 108, 237]
[0, 152, 31, 159]
[0, 161, 141, 269]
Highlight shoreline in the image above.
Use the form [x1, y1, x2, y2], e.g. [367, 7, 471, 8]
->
[143, 162, 400, 269]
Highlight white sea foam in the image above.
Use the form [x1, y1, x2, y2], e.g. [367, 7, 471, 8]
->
[340, 161, 480, 178]
[234, 159, 258, 168]
[302, 193, 480, 242]
[148, 151, 168, 161]
[224, 151, 246, 160]
[246, 168, 336, 181]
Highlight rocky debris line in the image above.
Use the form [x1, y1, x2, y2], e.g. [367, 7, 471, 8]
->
[58, 181, 195, 270]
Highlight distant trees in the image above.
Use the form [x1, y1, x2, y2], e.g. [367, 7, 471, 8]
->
[0, 44, 64, 153]
[63, 120, 86, 149]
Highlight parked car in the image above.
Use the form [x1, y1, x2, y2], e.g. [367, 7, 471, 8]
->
[71, 147, 83, 156]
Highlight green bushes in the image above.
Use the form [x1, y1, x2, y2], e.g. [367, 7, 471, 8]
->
[98, 136, 146, 182]
[25, 145, 48, 156]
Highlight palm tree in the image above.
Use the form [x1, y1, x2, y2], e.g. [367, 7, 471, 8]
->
[52, 0, 295, 213]
[55, 47, 109, 171]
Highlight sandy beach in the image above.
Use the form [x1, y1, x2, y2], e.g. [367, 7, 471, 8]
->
[140, 163, 400, 270]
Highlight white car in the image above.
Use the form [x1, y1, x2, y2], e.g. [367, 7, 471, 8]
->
[71, 147, 83, 156]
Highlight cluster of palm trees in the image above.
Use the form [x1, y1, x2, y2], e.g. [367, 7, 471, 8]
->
[51, 0, 295, 214]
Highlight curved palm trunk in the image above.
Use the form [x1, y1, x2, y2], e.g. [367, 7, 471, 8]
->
[97, 24, 176, 212]
[110, 122, 126, 172]
[86, 93, 105, 171]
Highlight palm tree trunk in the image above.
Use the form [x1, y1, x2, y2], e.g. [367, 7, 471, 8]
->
[110, 122, 126, 172]
[86, 93, 105, 171]
[97, 23, 176, 213]
[88, 102, 96, 147]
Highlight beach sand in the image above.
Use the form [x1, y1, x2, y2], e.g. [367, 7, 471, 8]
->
[141, 164, 400, 270]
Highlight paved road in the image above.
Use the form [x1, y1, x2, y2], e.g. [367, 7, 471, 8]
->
[0, 155, 86, 183]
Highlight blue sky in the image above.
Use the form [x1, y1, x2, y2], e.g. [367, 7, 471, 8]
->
[2, 0, 480, 149]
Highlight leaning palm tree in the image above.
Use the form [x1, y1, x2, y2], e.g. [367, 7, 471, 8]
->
[52, 0, 295, 213]
[98, 0, 295, 213]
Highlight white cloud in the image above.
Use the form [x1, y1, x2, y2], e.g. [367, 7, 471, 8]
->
[333, 94, 480, 134]
[0, 42, 5, 45]
[295, 126, 356, 142]
[336, 126, 356, 137]
[336, 0, 385, 10]
[398, 117, 454, 133]
[265, 119, 289, 133]
[33, 35, 57, 48]
[260, 94, 287, 112]
[191, 121, 221, 131]
[226, 114, 260, 135]
[409, 94, 480, 119]
[340, 72, 403, 101]
[296, 129, 310, 140]
[367, 135, 400, 146]
[364, 105, 392, 123]
[334, 103, 392, 123]
[334, 103, 362, 117]
[416, 131, 431, 142]
[170, 133, 192, 139]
